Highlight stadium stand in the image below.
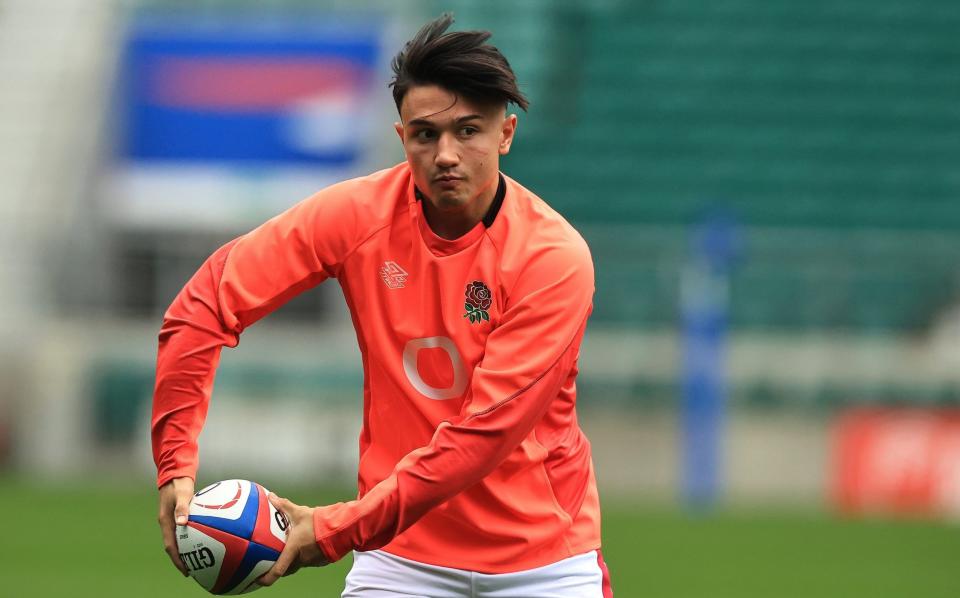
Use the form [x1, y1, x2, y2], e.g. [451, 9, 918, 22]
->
[447, 0, 960, 332]
[7, 0, 959, 503]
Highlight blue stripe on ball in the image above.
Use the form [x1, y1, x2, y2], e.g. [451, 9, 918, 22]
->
[220, 541, 282, 594]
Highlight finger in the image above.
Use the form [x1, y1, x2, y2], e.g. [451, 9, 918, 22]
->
[269, 495, 299, 526]
[257, 543, 297, 587]
[161, 524, 188, 576]
[284, 561, 301, 577]
[164, 543, 189, 576]
[159, 511, 189, 577]
[268, 494, 291, 513]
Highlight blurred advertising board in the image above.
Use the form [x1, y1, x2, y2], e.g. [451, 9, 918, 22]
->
[831, 408, 960, 518]
[108, 13, 385, 230]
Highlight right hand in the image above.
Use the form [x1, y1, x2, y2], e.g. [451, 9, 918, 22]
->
[157, 477, 196, 576]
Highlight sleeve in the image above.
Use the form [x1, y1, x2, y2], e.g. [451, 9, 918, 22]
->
[311, 239, 595, 562]
[151, 187, 365, 488]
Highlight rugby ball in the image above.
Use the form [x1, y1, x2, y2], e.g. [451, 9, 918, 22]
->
[176, 479, 288, 595]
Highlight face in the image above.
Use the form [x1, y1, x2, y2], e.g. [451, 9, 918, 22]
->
[395, 85, 517, 215]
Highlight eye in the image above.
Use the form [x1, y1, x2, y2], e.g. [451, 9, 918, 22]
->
[414, 129, 436, 141]
[460, 126, 479, 137]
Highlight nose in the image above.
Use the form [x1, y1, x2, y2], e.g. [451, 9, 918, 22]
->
[434, 132, 459, 168]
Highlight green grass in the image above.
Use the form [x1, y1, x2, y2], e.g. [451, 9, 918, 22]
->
[2, 479, 957, 597]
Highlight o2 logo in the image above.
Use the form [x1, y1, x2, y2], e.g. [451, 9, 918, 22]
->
[402, 336, 467, 400]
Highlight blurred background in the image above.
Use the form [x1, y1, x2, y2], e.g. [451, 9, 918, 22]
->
[1, 0, 959, 596]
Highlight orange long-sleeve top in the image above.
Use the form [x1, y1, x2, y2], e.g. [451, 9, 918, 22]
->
[152, 162, 602, 573]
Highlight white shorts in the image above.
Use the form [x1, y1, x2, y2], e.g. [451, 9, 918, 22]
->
[342, 549, 612, 598]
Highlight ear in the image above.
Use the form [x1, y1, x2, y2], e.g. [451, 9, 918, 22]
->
[394, 121, 404, 143]
[498, 114, 518, 156]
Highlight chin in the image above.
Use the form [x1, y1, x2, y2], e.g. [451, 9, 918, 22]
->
[431, 190, 469, 210]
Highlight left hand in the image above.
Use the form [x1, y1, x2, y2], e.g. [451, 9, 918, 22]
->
[257, 494, 329, 587]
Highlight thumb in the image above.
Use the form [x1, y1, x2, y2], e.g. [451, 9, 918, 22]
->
[174, 494, 191, 526]
[269, 495, 293, 516]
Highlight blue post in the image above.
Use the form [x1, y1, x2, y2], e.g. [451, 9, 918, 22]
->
[680, 213, 738, 509]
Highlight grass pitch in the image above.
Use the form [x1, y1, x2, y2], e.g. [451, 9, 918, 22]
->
[2, 478, 957, 597]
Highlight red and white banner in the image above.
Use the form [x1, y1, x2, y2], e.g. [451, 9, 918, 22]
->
[831, 408, 960, 518]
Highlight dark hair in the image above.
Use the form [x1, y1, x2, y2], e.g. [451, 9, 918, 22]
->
[389, 14, 529, 113]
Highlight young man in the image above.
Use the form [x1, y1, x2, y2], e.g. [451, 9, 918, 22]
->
[154, 15, 613, 597]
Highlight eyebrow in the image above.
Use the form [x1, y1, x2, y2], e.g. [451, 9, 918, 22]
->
[406, 114, 484, 127]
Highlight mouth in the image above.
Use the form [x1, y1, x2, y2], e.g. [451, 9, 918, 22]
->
[434, 175, 464, 190]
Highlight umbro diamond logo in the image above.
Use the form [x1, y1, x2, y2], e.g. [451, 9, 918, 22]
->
[380, 261, 409, 289]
